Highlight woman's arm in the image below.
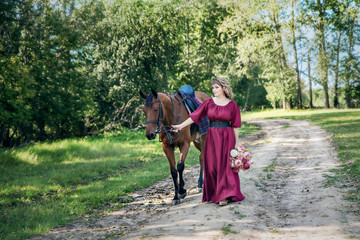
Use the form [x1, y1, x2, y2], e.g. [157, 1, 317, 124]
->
[233, 127, 239, 147]
[172, 117, 194, 132]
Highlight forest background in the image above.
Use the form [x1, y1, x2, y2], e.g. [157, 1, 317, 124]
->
[1, 0, 360, 147]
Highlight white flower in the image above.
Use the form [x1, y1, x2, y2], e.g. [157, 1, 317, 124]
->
[230, 149, 239, 158]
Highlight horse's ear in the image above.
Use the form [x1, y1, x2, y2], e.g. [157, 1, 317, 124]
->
[139, 90, 148, 99]
[151, 89, 158, 99]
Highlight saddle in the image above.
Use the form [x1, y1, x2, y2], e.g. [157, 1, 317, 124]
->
[177, 85, 209, 135]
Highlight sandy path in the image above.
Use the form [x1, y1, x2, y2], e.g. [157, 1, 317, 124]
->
[32, 119, 359, 240]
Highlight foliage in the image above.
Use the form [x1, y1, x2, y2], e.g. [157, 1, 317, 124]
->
[0, 0, 359, 146]
[0, 0, 98, 146]
[88, 0, 184, 130]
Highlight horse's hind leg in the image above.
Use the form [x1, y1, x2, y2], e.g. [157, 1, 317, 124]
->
[194, 134, 206, 192]
[178, 142, 190, 199]
[197, 153, 204, 191]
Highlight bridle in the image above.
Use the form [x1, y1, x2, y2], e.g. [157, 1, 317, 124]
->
[145, 93, 185, 145]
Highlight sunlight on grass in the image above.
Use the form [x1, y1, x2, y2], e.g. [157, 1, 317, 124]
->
[0, 126, 219, 240]
[0, 122, 300, 239]
[242, 108, 360, 120]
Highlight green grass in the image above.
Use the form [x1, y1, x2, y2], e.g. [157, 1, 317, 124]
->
[282, 123, 290, 129]
[229, 206, 246, 219]
[263, 161, 277, 172]
[0, 130, 196, 239]
[238, 121, 261, 137]
[0, 123, 260, 240]
[221, 223, 238, 235]
[243, 108, 360, 213]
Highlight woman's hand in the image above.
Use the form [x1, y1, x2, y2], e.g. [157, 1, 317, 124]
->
[233, 128, 239, 149]
[171, 124, 182, 133]
[171, 117, 194, 133]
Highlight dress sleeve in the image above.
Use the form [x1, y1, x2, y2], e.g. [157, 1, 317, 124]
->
[231, 101, 241, 128]
[189, 98, 210, 125]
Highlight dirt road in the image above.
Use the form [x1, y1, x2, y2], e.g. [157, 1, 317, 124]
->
[33, 119, 359, 240]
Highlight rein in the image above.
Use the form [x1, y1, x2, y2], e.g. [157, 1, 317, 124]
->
[146, 93, 186, 145]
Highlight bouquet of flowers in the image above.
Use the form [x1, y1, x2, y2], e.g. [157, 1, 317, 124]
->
[230, 145, 254, 173]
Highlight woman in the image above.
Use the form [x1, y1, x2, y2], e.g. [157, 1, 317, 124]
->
[172, 77, 245, 206]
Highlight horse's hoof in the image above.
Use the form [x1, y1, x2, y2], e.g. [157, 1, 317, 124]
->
[197, 187, 203, 193]
[179, 191, 187, 199]
[173, 199, 181, 205]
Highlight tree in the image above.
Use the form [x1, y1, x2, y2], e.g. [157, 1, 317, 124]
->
[290, 0, 302, 108]
[316, 0, 330, 108]
[332, 31, 342, 108]
[343, 1, 360, 107]
[302, 0, 332, 108]
[169, 0, 230, 92]
[0, 0, 96, 146]
[89, 0, 184, 129]
[308, 50, 314, 108]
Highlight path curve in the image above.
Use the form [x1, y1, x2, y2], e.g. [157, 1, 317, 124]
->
[32, 119, 360, 240]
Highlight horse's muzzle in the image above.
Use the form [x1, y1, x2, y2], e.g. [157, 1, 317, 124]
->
[146, 132, 156, 140]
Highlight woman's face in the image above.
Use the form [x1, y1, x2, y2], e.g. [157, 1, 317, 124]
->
[212, 83, 225, 97]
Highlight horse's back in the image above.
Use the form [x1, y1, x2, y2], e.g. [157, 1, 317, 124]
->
[194, 91, 210, 102]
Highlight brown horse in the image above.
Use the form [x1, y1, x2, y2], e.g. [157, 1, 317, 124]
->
[139, 89, 209, 205]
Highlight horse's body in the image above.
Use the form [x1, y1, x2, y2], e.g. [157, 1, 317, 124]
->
[140, 89, 209, 204]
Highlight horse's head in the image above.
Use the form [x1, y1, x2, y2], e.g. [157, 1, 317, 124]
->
[140, 89, 162, 140]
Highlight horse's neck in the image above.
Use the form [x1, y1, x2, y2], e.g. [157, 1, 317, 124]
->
[160, 93, 185, 125]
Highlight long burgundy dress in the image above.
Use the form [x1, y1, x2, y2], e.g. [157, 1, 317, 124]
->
[189, 98, 245, 203]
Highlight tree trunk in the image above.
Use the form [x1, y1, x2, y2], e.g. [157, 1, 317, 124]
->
[2, 128, 11, 147]
[272, 9, 290, 110]
[308, 52, 313, 108]
[291, 0, 302, 109]
[334, 31, 341, 108]
[272, 101, 276, 110]
[243, 83, 251, 111]
[38, 119, 47, 141]
[345, 19, 355, 108]
[317, 0, 330, 108]
[0, 125, 5, 147]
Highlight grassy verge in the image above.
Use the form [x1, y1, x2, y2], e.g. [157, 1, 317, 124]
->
[242, 108, 360, 213]
[0, 130, 190, 239]
[0, 122, 259, 239]
[238, 121, 261, 137]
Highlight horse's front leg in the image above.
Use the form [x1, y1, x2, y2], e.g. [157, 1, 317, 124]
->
[178, 141, 190, 199]
[162, 142, 180, 205]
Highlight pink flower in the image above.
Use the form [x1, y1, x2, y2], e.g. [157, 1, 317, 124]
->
[234, 160, 242, 167]
[243, 163, 250, 170]
[230, 145, 253, 172]
[237, 152, 244, 160]
[237, 145, 245, 152]
[244, 152, 251, 160]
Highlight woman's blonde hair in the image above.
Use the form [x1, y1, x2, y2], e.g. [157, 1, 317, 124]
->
[210, 77, 233, 100]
